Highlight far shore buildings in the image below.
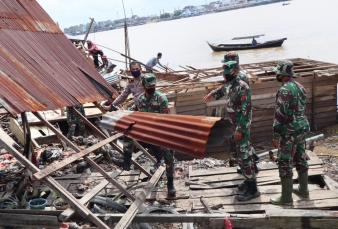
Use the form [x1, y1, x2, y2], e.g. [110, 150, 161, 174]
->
[64, 0, 265, 35]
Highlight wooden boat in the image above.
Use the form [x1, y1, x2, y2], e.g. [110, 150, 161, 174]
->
[207, 38, 287, 52]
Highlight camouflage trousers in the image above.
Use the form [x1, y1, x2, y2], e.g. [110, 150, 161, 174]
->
[277, 133, 309, 178]
[229, 133, 256, 182]
[123, 136, 175, 178]
[67, 120, 85, 140]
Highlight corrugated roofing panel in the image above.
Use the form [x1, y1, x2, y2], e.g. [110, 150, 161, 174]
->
[100, 111, 233, 158]
[0, 0, 115, 115]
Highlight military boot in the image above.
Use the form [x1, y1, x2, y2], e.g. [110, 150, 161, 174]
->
[167, 177, 176, 196]
[270, 178, 294, 205]
[237, 181, 260, 201]
[293, 171, 309, 198]
[238, 181, 249, 191]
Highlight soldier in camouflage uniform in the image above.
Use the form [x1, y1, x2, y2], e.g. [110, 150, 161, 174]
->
[203, 61, 260, 201]
[221, 52, 249, 84]
[112, 74, 176, 196]
[66, 104, 86, 140]
[270, 60, 310, 205]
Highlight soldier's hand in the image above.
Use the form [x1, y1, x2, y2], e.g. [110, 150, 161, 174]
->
[273, 139, 279, 149]
[202, 93, 212, 103]
[234, 131, 242, 141]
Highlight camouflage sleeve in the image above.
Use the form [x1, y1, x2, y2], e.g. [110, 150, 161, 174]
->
[80, 105, 86, 116]
[158, 95, 170, 114]
[113, 83, 131, 106]
[66, 107, 71, 122]
[273, 88, 292, 139]
[136, 94, 143, 111]
[235, 85, 252, 134]
[211, 84, 226, 100]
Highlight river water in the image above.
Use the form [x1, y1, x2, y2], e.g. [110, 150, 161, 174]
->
[81, 0, 338, 70]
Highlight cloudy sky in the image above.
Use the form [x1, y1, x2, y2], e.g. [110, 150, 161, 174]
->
[37, 0, 205, 29]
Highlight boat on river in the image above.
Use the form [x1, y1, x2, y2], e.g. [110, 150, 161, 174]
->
[207, 34, 287, 51]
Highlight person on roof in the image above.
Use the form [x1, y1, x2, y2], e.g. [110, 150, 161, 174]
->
[145, 53, 167, 73]
[252, 38, 257, 46]
[99, 55, 117, 73]
[112, 73, 176, 196]
[85, 40, 104, 68]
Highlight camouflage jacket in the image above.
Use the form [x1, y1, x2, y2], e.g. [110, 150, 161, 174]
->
[211, 76, 252, 134]
[273, 78, 310, 139]
[66, 104, 85, 123]
[113, 76, 144, 106]
[238, 71, 249, 85]
[137, 91, 170, 114]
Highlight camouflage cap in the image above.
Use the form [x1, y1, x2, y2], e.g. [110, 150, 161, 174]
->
[221, 51, 239, 63]
[222, 61, 238, 75]
[273, 60, 294, 77]
[141, 73, 157, 86]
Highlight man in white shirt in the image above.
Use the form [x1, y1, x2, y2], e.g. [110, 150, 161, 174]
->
[145, 52, 166, 73]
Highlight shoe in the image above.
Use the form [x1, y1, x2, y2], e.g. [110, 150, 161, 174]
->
[111, 158, 131, 171]
[237, 181, 260, 201]
[293, 171, 309, 198]
[238, 181, 249, 191]
[236, 167, 242, 174]
[167, 177, 176, 196]
[270, 177, 294, 205]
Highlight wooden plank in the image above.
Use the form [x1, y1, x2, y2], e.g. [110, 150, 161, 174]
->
[166, 89, 208, 99]
[322, 175, 338, 192]
[210, 216, 338, 228]
[0, 213, 59, 228]
[96, 213, 231, 223]
[176, 98, 205, 107]
[190, 160, 323, 177]
[132, 139, 157, 163]
[0, 108, 8, 115]
[306, 150, 320, 160]
[59, 169, 122, 222]
[33, 133, 122, 180]
[178, 109, 206, 116]
[176, 104, 206, 113]
[175, 190, 338, 210]
[266, 209, 338, 217]
[200, 197, 213, 213]
[189, 184, 322, 198]
[114, 166, 165, 229]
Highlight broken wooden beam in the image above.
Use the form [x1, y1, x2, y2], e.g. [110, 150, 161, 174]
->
[59, 169, 122, 222]
[33, 133, 122, 180]
[0, 213, 59, 228]
[114, 166, 165, 229]
[70, 107, 152, 178]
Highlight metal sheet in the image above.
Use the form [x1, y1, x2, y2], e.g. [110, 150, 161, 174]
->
[0, 0, 116, 115]
[100, 111, 233, 158]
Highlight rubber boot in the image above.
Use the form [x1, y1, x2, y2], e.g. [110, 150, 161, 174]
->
[111, 152, 132, 171]
[237, 181, 260, 201]
[293, 171, 309, 198]
[270, 178, 294, 205]
[167, 177, 176, 196]
[238, 181, 249, 191]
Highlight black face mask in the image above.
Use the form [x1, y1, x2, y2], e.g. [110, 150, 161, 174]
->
[131, 70, 141, 78]
[146, 88, 155, 95]
[276, 75, 283, 82]
[225, 74, 236, 82]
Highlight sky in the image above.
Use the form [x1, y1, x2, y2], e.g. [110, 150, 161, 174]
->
[37, 0, 205, 29]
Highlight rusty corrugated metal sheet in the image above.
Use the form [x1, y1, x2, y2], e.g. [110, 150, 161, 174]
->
[0, 0, 115, 115]
[100, 111, 233, 158]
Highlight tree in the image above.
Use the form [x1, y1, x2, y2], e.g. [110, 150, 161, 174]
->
[174, 10, 183, 17]
[160, 13, 171, 19]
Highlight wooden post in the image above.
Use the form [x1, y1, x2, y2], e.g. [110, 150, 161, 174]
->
[84, 18, 94, 43]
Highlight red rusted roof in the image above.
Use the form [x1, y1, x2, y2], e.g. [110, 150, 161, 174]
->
[100, 111, 233, 158]
[0, 0, 115, 115]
